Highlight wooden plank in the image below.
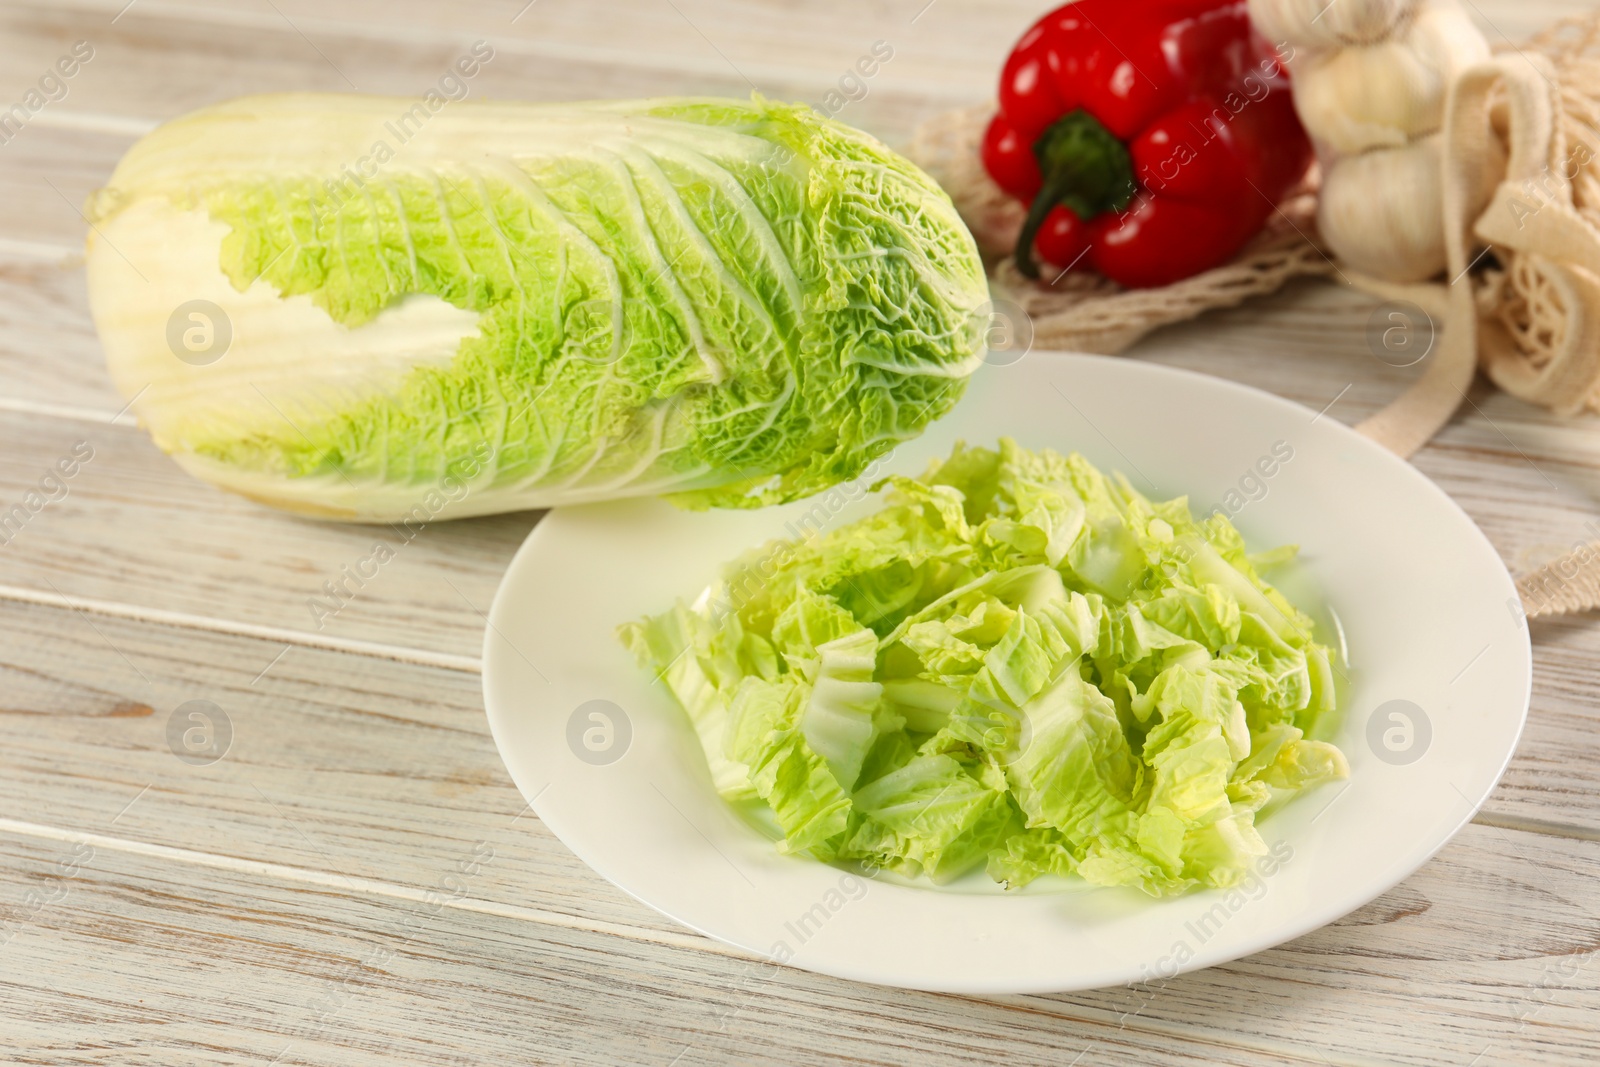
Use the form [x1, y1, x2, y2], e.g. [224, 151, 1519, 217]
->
[0, 408, 530, 661]
[0, 831, 1330, 1067]
[24, 0, 1030, 107]
[0, 124, 120, 249]
[2, 594, 1600, 1063]
[1051, 823, 1600, 1067]
[0, 593, 681, 937]
[0, 254, 119, 414]
[37, 0, 1598, 101]
[0, 0, 751, 114]
[0, 552, 1594, 1052]
[0, 0, 977, 168]
[1497, 614, 1600, 832]
[1, 817, 1595, 1065]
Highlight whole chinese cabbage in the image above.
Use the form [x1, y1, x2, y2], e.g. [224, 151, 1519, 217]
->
[621, 440, 1348, 897]
[85, 95, 987, 520]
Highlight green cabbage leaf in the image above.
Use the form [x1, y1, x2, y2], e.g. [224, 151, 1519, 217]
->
[86, 94, 987, 520]
[620, 440, 1349, 896]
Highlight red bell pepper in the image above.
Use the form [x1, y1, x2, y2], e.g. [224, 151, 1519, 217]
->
[982, 0, 1312, 289]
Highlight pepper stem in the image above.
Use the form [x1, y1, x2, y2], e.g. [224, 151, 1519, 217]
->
[1014, 110, 1137, 280]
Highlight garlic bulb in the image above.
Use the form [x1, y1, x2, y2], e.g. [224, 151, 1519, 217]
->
[1318, 137, 1447, 279]
[1292, 0, 1490, 154]
[1249, 0, 1416, 50]
[1251, 0, 1491, 282]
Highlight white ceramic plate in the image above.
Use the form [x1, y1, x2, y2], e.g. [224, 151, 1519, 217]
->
[482, 353, 1531, 994]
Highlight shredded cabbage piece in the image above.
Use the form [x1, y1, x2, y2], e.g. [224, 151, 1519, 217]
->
[620, 439, 1348, 896]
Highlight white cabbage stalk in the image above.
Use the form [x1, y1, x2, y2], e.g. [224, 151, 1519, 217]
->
[86, 94, 988, 521]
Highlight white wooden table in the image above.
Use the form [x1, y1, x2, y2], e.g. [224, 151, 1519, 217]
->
[1, 1, 1597, 1063]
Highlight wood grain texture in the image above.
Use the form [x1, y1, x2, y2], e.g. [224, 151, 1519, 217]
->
[2, 0, 1599, 1062]
[0, 257, 116, 415]
[0, 595, 670, 937]
[1, 603, 1598, 1066]
[14, 0, 1024, 112]
[0, 832, 1354, 1067]
[0, 407, 533, 661]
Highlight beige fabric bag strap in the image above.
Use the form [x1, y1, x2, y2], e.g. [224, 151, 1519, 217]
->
[1351, 55, 1600, 618]
[1353, 55, 1556, 457]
